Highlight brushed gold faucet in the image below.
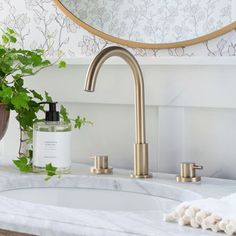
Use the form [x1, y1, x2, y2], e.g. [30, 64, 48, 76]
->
[84, 46, 151, 178]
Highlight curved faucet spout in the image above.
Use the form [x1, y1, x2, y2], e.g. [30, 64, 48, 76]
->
[84, 46, 151, 178]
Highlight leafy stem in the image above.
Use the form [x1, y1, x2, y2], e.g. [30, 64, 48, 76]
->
[60, 105, 93, 128]
[0, 28, 92, 181]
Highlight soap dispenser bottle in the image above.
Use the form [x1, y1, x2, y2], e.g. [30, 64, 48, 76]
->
[33, 102, 72, 174]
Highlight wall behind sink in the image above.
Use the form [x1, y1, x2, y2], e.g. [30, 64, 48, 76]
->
[0, 0, 236, 57]
[2, 64, 236, 180]
[1, 0, 236, 179]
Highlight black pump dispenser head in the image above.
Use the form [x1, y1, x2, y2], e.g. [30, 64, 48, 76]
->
[45, 102, 59, 121]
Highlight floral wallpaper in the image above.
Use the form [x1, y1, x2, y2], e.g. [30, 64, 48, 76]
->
[0, 0, 235, 58]
[61, 0, 232, 44]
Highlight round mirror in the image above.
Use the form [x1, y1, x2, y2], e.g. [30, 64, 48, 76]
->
[53, 0, 236, 49]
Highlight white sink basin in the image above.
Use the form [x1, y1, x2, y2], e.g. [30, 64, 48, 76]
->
[0, 187, 179, 211]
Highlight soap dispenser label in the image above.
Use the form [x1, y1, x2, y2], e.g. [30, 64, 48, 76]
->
[33, 131, 71, 168]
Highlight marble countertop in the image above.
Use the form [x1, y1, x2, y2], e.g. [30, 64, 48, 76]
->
[0, 164, 235, 236]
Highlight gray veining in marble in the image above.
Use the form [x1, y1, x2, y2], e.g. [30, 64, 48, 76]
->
[0, 164, 235, 236]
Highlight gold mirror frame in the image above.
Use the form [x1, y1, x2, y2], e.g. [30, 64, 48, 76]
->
[53, 0, 236, 49]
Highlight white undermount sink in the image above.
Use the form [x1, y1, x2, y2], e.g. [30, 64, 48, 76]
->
[0, 167, 201, 214]
[0, 187, 179, 211]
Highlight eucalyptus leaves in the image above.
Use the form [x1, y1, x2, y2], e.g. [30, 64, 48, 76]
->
[0, 28, 91, 179]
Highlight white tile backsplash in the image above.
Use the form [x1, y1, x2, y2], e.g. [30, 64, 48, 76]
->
[2, 65, 236, 179]
[1, 0, 236, 179]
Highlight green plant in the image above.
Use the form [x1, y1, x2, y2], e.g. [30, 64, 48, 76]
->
[0, 28, 91, 179]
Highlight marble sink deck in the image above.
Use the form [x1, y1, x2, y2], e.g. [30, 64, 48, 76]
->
[0, 164, 235, 236]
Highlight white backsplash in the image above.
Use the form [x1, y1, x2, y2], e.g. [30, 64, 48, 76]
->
[1, 64, 236, 180]
[0, 0, 236, 179]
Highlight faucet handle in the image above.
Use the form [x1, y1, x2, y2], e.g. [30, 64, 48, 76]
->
[90, 155, 113, 174]
[176, 162, 203, 183]
[193, 164, 203, 170]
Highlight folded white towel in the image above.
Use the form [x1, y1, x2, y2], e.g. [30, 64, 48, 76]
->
[165, 193, 236, 235]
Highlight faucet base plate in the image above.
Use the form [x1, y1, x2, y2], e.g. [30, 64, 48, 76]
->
[176, 176, 201, 182]
[130, 173, 152, 179]
[91, 167, 113, 175]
